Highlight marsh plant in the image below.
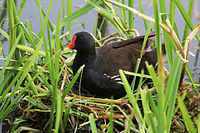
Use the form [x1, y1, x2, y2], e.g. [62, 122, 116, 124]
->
[0, 0, 199, 132]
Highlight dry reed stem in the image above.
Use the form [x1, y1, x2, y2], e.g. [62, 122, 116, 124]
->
[72, 103, 99, 118]
[60, 65, 68, 92]
[165, 19, 185, 58]
[184, 23, 200, 59]
[90, 33, 102, 46]
[105, 0, 170, 33]
[59, 31, 69, 40]
[97, 114, 131, 119]
[180, 23, 200, 83]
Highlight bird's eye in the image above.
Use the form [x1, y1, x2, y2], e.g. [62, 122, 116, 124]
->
[79, 36, 84, 40]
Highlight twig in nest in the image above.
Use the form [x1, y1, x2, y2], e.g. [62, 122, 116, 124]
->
[60, 55, 71, 84]
[60, 65, 68, 92]
[67, 93, 129, 105]
[97, 114, 131, 119]
[72, 103, 99, 118]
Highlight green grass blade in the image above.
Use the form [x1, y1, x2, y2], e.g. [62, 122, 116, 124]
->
[186, 66, 198, 95]
[26, 73, 38, 95]
[0, 56, 27, 95]
[109, 99, 114, 133]
[128, 0, 134, 37]
[23, 96, 47, 110]
[182, 0, 194, 46]
[61, 0, 65, 18]
[1, 39, 44, 113]
[138, 0, 148, 29]
[39, 72, 53, 94]
[55, 8, 61, 83]
[159, 0, 173, 69]
[153, 0, 161, 54]
[147, 90, 158, 118]
[33, 0, 54, 45]
[131, 22, 153, 89]
[0, 28, 9, 40]
[87, 0, 126, 37]
[63, 95, 76, 129]
[169, 0, 175, 26]
[67, 0, 72, 39]
[49, 8, 61, 132]
[54, 90, 62, 133]
[141, 88, 156, 132]
[7, 0, 15, 52]
[89, 113, 98, 133]
[60, 1, 103, 28]
[175, 0, 200, 42]
[165, 52, 184, 132]
[120, 0, 128, 29]
[177, 95, 196, 132]
[146, 62, 165, 132]
[18, 0, 27, 16]
[119, 69, 144, 128]
[0, 32, 22, 81]
[62, 65, 85, 99]
[19, 23, 36, 49]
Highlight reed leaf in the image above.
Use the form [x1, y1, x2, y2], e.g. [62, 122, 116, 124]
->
[60, 1, 103, 29]
[18, 0, 27, 16]
[24, 96, 47, 110]
[109, 99, 114, 133]
[55, 90, 62, 133]
[177, 95, 196, 132]
[119, 69, 144, 129]
[89, 113, 98, 133]
[175, 0, 200, 42]
[165, 51, 184, 131]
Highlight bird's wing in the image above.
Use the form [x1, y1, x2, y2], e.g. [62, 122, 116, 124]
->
[95, 32, 156, 76]
[111, 31, 155, 50]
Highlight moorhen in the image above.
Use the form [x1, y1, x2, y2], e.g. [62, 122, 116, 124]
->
[65, 31, 165, 99]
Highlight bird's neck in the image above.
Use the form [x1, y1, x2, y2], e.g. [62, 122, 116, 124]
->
[72, 50, 97, 74]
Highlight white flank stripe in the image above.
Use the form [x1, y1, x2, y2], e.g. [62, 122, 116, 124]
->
[104, 73, 110, 78]
[114, 78, 122, 81]
[117, 82, 124, 85]
[110, 75, 120, 79]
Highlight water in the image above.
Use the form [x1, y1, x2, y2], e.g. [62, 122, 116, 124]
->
[0, 0, 200, 131]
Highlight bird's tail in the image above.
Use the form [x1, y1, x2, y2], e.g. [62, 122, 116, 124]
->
[142, 43, 166, 68]
[149, 43, 166, 55]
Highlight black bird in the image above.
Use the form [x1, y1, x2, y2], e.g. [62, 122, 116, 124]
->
[65, 31, 165, 99]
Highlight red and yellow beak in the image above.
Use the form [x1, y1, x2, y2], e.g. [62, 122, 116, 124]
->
[64, 35, 77, 51]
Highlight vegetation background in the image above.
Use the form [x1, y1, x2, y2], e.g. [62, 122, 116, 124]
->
[0, 0, 199, 132]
